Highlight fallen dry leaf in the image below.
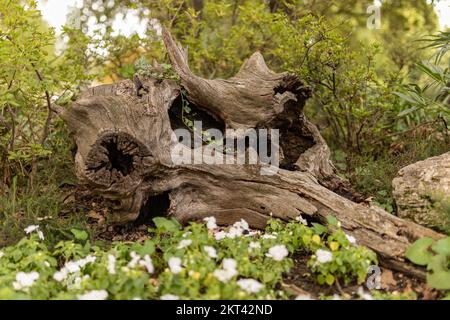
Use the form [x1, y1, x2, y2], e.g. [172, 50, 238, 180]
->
[87, 210, 105, 225]
[381, 269, 397, 289]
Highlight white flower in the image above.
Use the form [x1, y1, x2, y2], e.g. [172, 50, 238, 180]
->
[233, 219, 249, 231]
[249, 242, 261, 250]
[139, 255, 154, 274]
[226, 226, 243, 238]
[316, 249, 333, 264]
[127, 251, 141, 268]
[13, 271, 39, 290]
[223, 258, 237, 271]
[214, 231, 227, 241]
[203, 216, 217, 230]
[53, 269, 68, 282]
[78, 290, 108, 300]
[160, 294, 179, 300]
[204, 246, 217, 258]
[213, 269, 237, 282]
[345, 234, 357, 244]
[357, 287, 373, 300]
[0, 251, 4, 259]
[237, 279, 264, 294]
[295, 294, 313, 300]
[24, 225, 39, 234]
[213, 258, 238, 282]
[266, 245, 289, 261]
[261, 234, 277, 240]
[182, 231, 192, 238]
[74, 256, 95, 270]
[295, 214, 308, 225]
[65, 261, 81, 273]
[55, 255, 97, 280]
[107, 254, 116, 275]
[177, 239, 192, 249]
[37, 230, 45, 240]
[168, 257, 183, 274]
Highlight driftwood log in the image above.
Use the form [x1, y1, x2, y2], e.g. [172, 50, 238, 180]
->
[55, 28, 443, 279]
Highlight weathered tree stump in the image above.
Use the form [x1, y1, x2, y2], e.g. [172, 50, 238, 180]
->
[55, 28, 443, 279]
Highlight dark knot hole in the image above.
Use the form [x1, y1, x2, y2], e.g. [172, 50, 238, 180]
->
[104, 139, 134, 176]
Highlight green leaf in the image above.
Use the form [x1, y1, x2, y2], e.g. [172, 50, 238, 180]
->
[431, 237, 450, 257]
[326, 215, 339, 226]
[427, 269, 450, 290]
[70, 228, 88, 241]
[311, 223, 327, 235]
[397, 106, 420, 117]
[133, 240, 155, 256]
[325, 274, 335, 285]
[405, 237, 434, 266]
[394, 92, 419, 105]
[153, 217, 181, 233]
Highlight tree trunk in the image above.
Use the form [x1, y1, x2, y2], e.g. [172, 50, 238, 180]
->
[55, 28, 443, 280]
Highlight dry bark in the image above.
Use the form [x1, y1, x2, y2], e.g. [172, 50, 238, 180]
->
[55, 28, 443, 279]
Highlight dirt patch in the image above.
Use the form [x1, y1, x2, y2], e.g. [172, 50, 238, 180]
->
[283, 253, 440, 300]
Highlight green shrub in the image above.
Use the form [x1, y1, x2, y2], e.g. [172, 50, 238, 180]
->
[0, 217, 377, 300]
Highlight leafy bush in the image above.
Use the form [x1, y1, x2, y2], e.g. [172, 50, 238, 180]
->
[0, 217, 377, 300]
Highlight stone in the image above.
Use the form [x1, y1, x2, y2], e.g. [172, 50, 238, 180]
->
[393, 152, 450, 229]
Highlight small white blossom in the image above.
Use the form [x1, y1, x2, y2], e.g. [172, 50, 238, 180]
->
[226, 226, 243, 239]
[357, 287, 373, 300]
[214, 258, 238, 282]
[37, 230, 45, 240]
[295, 294, 313, 300]
[266, 245, 289, 261]
[78, 290, 108, 300]
[223, 258, 237, 271]
[182, 231, 192, 238]
[127, 251, 141, 268]
[44, 261, 50, 267]
[0, 251, 4, 259]
[316, 249, 333, 264]
[249, 242, 261, 251]
[65, 261, 81, 273]
[177, 239, 192, 249]
[213, 269, 237, 282]
[168, 257, 183, 274]
[24, 225, 39, 234]
[261, 234, 277, 240]
[203, 216, 217, 230]
[81, 255, 97, 265]
[160, 294, 179, 300]
[107, 254, 116, 275]
[139, 255, 154, 274]
[214, 231, 227, 241]
[204, 246, 217, 258]
[233, 219, 249, 230]
[295, 214, 308, 225]
[53, 269, 68, 282]
[237, 279, 264, 293]
[13, 272, 39, 290]
[345, 234, 357, 244]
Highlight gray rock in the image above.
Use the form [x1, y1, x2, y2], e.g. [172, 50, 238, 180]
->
[392, 152, 450, 229]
